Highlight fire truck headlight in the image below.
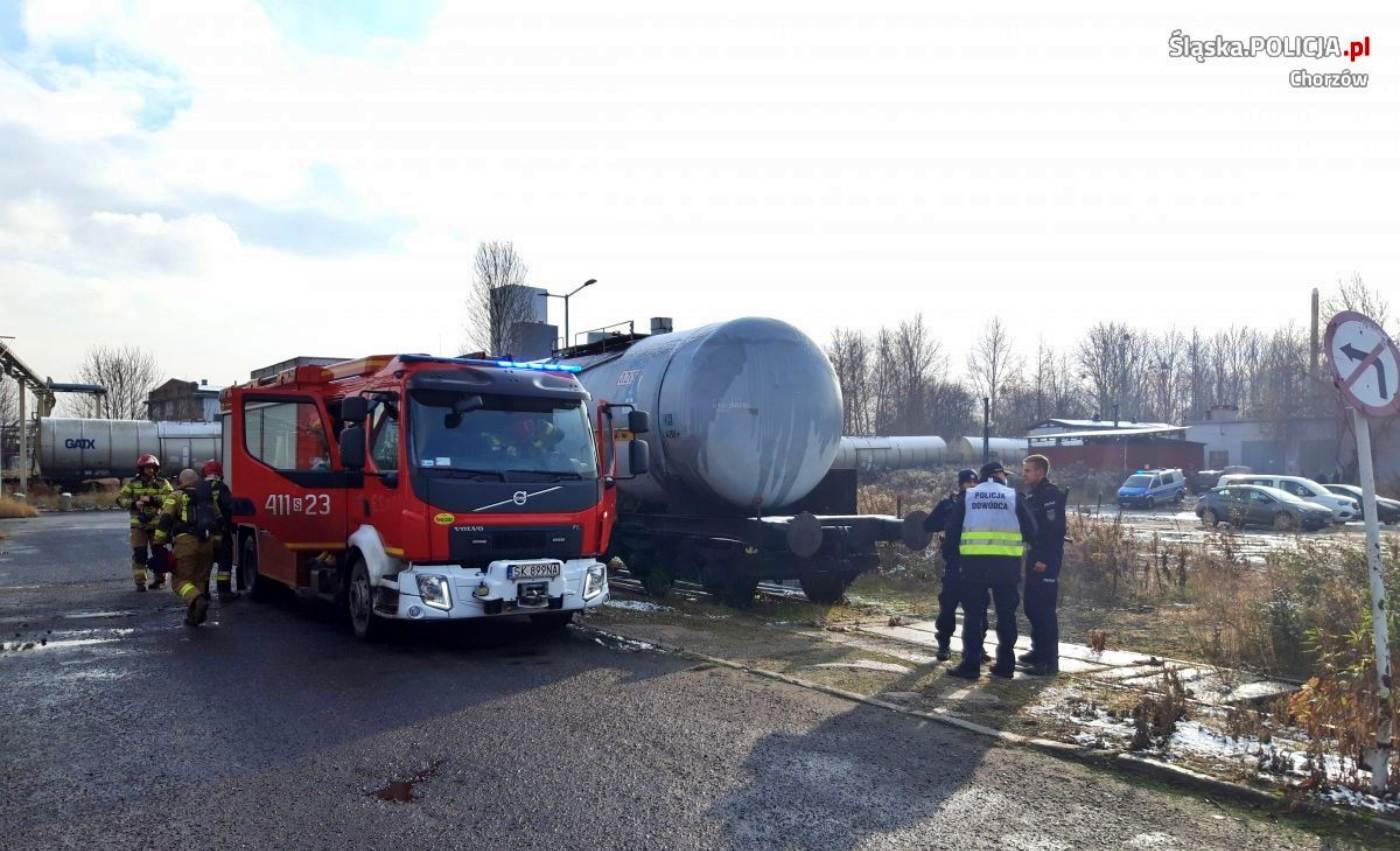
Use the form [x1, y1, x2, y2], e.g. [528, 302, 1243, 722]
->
[583, 564, 607, 600]
[416, 575, 452, 610]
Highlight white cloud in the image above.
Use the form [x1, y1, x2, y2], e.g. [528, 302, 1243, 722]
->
[2, 0, 1399, 394]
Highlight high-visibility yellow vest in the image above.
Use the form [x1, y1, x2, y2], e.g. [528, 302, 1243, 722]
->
[959, 482, 1026, 558]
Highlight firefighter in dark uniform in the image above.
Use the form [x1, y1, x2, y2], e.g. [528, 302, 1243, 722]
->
[1018, 454, 1068, 676]
[115, 454, 173, 591]
[923, 468, 979, 660]
[201, 460, 237, 600]
[947, 461, 1037, 679]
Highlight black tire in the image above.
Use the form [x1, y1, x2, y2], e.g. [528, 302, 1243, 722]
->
[1145, 496, 1156, 511]
[347, 557, 385, 641]
[1273, 512, 1296, 532]
[242, 534, 276, 602]
[799, 571, 851, 605]
[530, 611, 575, 631]
[1201, 509, 1220, 528]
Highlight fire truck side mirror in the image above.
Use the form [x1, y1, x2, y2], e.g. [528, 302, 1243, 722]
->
[341, 396, 368, 423]
[339, 424, 366, 470]
[627, 439, 650, 477]
[628, 410, 650, 435]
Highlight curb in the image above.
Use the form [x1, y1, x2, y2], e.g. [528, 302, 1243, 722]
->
[579, 622, 1400, 838]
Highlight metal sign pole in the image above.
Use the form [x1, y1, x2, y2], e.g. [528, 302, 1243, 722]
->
[1352, 405, 1393, 793]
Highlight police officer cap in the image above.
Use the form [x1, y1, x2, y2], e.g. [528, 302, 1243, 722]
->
[979, 461, 1005, 480]
[957, 468, 978, 484]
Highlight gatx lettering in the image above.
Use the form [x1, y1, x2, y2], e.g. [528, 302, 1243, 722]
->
[64, 438, 96, 449]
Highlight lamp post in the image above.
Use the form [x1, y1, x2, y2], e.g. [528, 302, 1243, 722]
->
[539, 278, 597, 349]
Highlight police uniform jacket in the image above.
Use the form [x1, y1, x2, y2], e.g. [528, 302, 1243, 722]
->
[1025, 479, 1068, 577]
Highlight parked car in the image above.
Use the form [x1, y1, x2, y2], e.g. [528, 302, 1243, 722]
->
[1189, 465, 1250, 494]
[1322, 484, 1400, 525]
[1215, 474, 1359, 523]
[1196, 485, 1333, 532]
[1116, 468, 1186, 509]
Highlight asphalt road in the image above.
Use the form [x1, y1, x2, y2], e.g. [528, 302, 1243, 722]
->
[0, 513, 1376, 850]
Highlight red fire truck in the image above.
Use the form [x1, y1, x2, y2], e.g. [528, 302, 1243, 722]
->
[221, 354, 650, 639]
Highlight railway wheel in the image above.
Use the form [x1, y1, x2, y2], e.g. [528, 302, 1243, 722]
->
[799, 570, 852, 606]
[530, 611, 575, 631]
[718, 574, 759, 609]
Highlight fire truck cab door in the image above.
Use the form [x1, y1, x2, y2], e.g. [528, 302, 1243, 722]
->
[240, 395, 352, 582]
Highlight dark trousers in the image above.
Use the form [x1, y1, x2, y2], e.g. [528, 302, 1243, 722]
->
[213, 534, 234, 593]
[1024, 572, 1060, 668]
[935, 569, 960, 644]
[959, 579, 1020, 669]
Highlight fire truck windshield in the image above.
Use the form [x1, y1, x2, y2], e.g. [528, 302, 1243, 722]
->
[409, 390, 598, 480]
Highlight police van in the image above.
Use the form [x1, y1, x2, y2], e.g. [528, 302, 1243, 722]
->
[1116, 469, 1186, 510]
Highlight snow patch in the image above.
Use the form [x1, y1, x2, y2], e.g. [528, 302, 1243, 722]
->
[604, 599, 673, 613]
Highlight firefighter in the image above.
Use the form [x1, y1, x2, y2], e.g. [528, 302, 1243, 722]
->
[946, 461, 1037, 679]
[115, 454, 173, 591]
[154, 468, 215, 626]
[1018, 454, 1068, 676]
[497, 416, 563, 460]
[922, 468, 979, 660]
[201, 460, 238, 600]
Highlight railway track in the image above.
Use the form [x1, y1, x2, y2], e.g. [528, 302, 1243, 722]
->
[609, 571, 812, 604]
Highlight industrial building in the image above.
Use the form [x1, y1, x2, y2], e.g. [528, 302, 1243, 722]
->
[1185, 406, 1400, 484]
[1027, 424, 1204, 475]
[146, 379, 221, 422]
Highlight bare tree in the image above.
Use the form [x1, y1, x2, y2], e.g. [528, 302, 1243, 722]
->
[967, 318, 1021, 428]
[465, 241, 536, 355]
[1324, 272, 1393, 333]
[889, 315, 943, 435]
[72, 345, 161, 419]
[1077, 322, 1143, 422]
[0, 376, 15, 426]
[826, 328, 871, 434]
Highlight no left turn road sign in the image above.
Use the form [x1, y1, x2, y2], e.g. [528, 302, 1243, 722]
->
[1326, 310, 1400, 417]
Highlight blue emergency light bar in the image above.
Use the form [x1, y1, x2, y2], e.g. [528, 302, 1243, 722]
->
[487, 359, 582, 373]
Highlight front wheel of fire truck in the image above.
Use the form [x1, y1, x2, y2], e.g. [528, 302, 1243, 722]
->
[242, 534, 275, 602]
[347, 557, 385, 642]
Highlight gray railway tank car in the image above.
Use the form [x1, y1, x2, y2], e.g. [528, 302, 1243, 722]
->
[560, 318, 928, 605]
[39, 418, 221, 485]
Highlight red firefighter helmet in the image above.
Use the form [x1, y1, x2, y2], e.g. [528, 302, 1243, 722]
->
[136, 453, 160, 470]
[201, 459, 223, 478]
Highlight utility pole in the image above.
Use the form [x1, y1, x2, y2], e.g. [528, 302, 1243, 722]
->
[16, 382, 26, 497]
[981, 396, 990, 465]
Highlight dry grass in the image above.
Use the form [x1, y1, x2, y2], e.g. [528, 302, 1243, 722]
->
[26, 490, 120, 511]
[1130, 670, 1190, 751]
[0, 496, 38, 519]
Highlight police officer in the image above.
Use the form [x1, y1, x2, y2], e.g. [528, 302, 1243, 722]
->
[923, 468, 979, 660]
[1018, 454, 1068, 676]
[154, 469, 215, 627]
[200, 460, 237, 600]
[115, 454, 173, 591]
[947, 461, 1037, 679]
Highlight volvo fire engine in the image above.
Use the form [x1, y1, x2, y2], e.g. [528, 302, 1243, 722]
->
[221, 355, 650, 639]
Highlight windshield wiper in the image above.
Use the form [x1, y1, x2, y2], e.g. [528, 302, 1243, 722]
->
[428, 467, 507, 480]
[506, 469, 584, 481]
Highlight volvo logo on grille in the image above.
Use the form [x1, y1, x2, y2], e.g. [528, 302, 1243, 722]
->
[471, 486, 564, 513]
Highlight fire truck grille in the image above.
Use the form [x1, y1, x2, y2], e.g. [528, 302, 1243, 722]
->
[449, 525, 584, 569]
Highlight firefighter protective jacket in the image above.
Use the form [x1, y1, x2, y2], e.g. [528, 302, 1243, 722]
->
[117, 476, 173, 529]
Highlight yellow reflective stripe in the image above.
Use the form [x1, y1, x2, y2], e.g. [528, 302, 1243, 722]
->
[961, 531, 1023, 542]
[960, 544, 1025, 556]
[177, 582, 198, 601]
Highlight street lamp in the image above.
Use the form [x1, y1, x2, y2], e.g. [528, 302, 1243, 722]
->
[538, 278, 597, 349]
